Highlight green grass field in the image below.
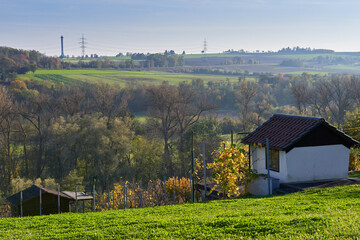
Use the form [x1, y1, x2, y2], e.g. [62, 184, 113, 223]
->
[20, 70, 242, 87]
[2, 185, 360, 239]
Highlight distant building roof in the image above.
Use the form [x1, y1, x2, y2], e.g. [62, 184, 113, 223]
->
[6, 185, 71, 206]
[242, 114, 358, 151]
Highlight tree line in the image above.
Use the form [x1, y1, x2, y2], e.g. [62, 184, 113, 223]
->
[2, 69, 360, 202]
[0, 79, 224, 201]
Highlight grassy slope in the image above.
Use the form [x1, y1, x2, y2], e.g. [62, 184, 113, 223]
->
[20, 70, 241, 87]
[1, 185, 360, 239]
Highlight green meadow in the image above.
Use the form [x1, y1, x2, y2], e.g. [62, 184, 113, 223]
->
[1, 185, 360, 239]
[20, 70, 241, 87]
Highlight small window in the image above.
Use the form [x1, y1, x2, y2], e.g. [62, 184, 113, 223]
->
[266, 149, 279, 172]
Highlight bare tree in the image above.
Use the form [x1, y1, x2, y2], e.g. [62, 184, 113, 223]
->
[291, 80, 310, 114]
[173, 85, 214, 176]
[327, 75, 353, 127]
[0, 88, 14, 192]
[147, 84, 178, 176]
[236, 81, 257, 132]
[309, 75, 354, 127]
[20, 92, 53, 178]
[88, 82, 131, 127]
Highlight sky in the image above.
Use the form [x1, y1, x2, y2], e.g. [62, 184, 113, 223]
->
[1, 0, 360, 57]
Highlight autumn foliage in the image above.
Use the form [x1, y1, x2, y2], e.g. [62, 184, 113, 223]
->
[96, 177, 191, 211]
[207, 143, 258, 198]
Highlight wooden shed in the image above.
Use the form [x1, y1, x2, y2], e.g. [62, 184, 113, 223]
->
[7, 185, 72, 217]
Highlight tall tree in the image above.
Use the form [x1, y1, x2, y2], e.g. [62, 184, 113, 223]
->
[173, 85, 214, 176]
[236, 81, 257, 132]
[147, 84, 178, 176]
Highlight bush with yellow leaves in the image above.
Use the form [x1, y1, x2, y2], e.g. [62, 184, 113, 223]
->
[207, 142, 258, 198]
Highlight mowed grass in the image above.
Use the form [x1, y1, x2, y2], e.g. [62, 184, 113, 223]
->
[21, 70, 241, 87]
[2, 185, 360, 239]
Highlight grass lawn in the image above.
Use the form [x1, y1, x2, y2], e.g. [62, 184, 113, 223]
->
[1, 185, 360, 239]
[20, 70, 241, 87]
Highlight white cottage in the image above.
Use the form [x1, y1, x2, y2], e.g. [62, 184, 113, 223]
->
[242, 114, 358, 195]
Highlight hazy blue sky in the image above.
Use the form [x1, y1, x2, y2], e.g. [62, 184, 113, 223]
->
[1, 0, 359, 56]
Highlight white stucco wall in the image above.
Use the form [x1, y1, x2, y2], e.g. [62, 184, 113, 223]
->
[250, 144, 350, 184]
[250, 146, 287, 181]
[247, 177, 279, 196]
[286, 144, 349, 183]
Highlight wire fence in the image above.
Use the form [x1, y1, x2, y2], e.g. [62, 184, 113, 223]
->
[1, 176, 202, 218]
[96, 177, 196, 211]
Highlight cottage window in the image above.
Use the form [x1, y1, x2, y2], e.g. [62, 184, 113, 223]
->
[266, 149, 279, 172]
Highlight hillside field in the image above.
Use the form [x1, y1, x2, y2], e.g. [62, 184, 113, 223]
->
[19, 70, 242, 87]
[1, 185, 360, 239]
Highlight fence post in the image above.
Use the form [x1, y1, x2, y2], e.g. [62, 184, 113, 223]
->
[189, 173, 192, 203]
[75, 186, 78, 213]
[112, 191, 115, 210]
[20, 191, 23, 217]
[163, 176, 167, 206]
[39, 189, 42, 216]
[58, 187, 60, 214]
[123, 181, 126, 209]
[266, 138, 271, 195]
[191, 131, 195, 203]
[147, 184, 151, 207]
[107, 189, 110, 210]
[173, 178, 176, 204]
[231, 130, 234, 146]
[139, 182, 143, 208]
[92, 184, 95, 212]
[202, 141, 207, 201]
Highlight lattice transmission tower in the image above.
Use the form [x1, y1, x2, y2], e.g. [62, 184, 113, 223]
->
[79, 34, 87, 58]
[202, 38, 207, 54]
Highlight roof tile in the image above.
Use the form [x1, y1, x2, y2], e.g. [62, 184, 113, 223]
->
[242, 114, 357, 150]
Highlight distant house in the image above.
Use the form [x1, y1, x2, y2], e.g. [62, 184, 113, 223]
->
[242, 114, 358, 195]
[6, 185, 94, 217]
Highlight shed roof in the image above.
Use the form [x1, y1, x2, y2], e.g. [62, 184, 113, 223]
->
[242, 114, 358, 151]
[6, 185, 71, 206]
[62, 191, 93, 201]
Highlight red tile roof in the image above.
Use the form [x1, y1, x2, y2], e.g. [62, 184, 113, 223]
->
[242, 114, 358, 151]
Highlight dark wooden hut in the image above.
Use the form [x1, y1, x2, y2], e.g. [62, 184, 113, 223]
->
[6, 185, 72, 217]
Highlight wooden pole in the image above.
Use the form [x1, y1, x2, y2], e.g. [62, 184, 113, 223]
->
[189, 173, 192, 203]
[107, 189, 110, 210]
[266, 138, 271, 195]
[148, 185, 151, 207]
[173, 178, 176, 204]
[139, 182, 143, 208]
[20, 191, 23, 217]
[163, 176, 167, 206]
[191, 131, 194, 203]
[202, 141, 207, 201]
[123, 181, 126, 209]
[248, 144, 251, 169]
[231, 130, 234, 146]
[75, 186, 78, 213]
[112, 191, 115, 210]
[92, 184, 95, 212]
[57, 187, 60, 214]
[39, 189, 42, 216]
